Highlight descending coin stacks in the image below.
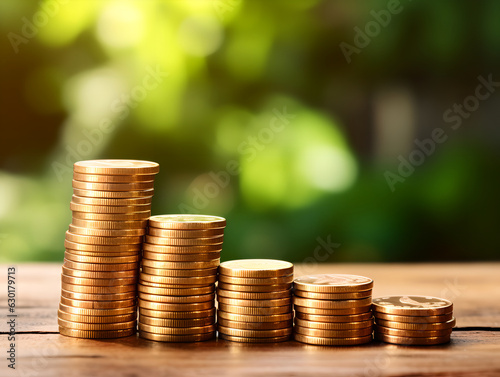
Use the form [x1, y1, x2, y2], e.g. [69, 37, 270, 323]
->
[58, 160, 159, 339]
[372, 295, 455, 345]
[137, 215, 226, 342]
[292, 274, 374, 346]
[217, 259, 294, 343]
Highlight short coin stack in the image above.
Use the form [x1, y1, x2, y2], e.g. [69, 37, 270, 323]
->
[217, 259, 294, 343]
[138, 215, 226, 342]
[58, 159, 159, 339]
[373, 295, 455, 345]
[293, 274, 374, 346]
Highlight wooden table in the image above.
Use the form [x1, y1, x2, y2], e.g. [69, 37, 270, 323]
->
[2, 263, 500, 376]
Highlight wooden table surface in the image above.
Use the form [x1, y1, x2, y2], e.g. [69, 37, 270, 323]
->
[1, 262, 500, 376]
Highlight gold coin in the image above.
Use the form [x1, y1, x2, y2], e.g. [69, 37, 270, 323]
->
[68, 224, 146, 237]
[73, 172, 156, 183]
[148, 227, 224, 238]
[294, 274, 373, 293]
[60, 296, 136, 309]
[218, 274, 294, 286]
[139, 273, 217, 286]
[71, 218, 148, 229]
[73, 160, 159, 175]
[219, 259, 293, 278]
[138, 284, 215, 296]
[217, 288, 291, 300]
[217, 297, 291, 307]
[59, 327, 135, 339]
[141, 266, 218, 277]
[148, 215, 226, 229]
[372, 296, 453, 316]
[61, 289, 136, 301]
[293, 305, 372, 316]
[374, 333, 451, 345]
[294, 318, 373, 330]
[142, 252, 220, 262]
[72, 210, 151, 221]
[216, 310, 293, 323]
[218, 304, 292, 316]
[374, 325, 452, 338]
[375, 318, 456, 331]
[293, 297, 372, 309]
[72, 180, 155, 191]
[138, 323, 215, 335]
[70, 202, 149, 214]
[142, 243, 222, 254]
[72, 188, 154, 199]
[64, 252, 140, 264]
[139, 315, 214, 327]
[63, 259, 138, 272]
[294, 290, 372, 300]
[138, 292, 215, 303]
[58, 318, 136, 331]
[58, 310, 136, 324]
[295, 326, 373, 338]
[139, 330, 215, 342]
[218, 333, 290, 343]
[138, 258, 219, 269]
[64, 240, 141, 252]
[61, 282, 136, 294]
[62, 266, 137, 279]
[294, 311, 373, 323]
[66, 249, 139, 257]
[140, 280, 213, 289]
[59, 303, 136, 316]
[294, 333, 372, 346]
[139, 308, 216, 319]
[217, 325, 292, 338]
[217, 282, 292, 293]
[145, 235, 224, 246]
[138, 299, 214, 312]
[373, 312, 454, 324]
[72, 195, 153, 206]
[217, 318, 292, 330]
[61, 274, 137, 287]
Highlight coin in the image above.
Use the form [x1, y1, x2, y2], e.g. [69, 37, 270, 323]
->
[374, 333, 451, 345]
[148, 227, 224, 238]
[373, 312, 454, 323]
[295, 326, 373, 338]
[138, 285, 215, 296]
[218, 303, 292, 316]
[374, 325, 452, 338]
[64, 252, 140, 264]
[61, 289, 136, 301]
[66, 249, 139, 257]
[139, 315, 215, 327]
[64, 240, 141, 252]
[293, 305, 372, 316]
[139, 330, 215, 342]
[375, 318, 456, 331]
[293, 297, 372, 309]
[139, 273, 217, 285]
[72, 188, 155, 199]
[138, 323, 215, 335]
[63, 260, 138, 272]
[58, 318, 136, 331]
[217, 311, 292, 323]
[73, 160, 160, 175]
[58, 310, 136, 324]
[60, 296, 136, 309]
[216, 288, 291, 300]
[59, 327, 135, 339]
[138, 292, 215, 303]
[62, 266, 138, 279]
[294, 318, 373, 330]
[141, 267, 218, 277]
[217, 283, 292, 293]
[217, 318, 292, 330]
[61, 274, 137, 286]
[217, 325, 292, 338]
[219, 333, 290, 343]
[139, 308, 216, 319]
[140, 280, 214, 289]
[293, 290, 372, 300]
[59, 303, 136, 316]
[145, 235, 224, 246]
[294, 333, 372, 346]
[294, 274, 373, 293]
[71, 218, 148, 229]
[72, 211, 151, 221]
[294, 311, 373, 323]
[217, 297, 291, 307]
[372, 296, 453, 316]
[72, 180, 155, 191]
[71, 195, 153, 206]
[61, 282, 136, 294]
[142, 243, 222, 254]
[72, 172, 157, 183]
[68, 224, 146, 237]
[218, 274, 294, 286]
[141, 252, 220, 262]
[138, 299, 214, 312]
[148, 215, 226, 229]
[219, 259, 293, 278]
[138, 259, 219, 269]
[70, 202, 148, 214]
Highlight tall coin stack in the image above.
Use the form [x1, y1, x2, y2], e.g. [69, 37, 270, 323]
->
[58, 159, 159, 339]
[373, 295, 455, 345]
[217, 259, 294, 343]
[138, 215, 226, 342]
[293, 274, 374, 346]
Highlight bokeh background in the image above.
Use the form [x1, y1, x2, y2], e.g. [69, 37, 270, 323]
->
[1, 0, 499, 263]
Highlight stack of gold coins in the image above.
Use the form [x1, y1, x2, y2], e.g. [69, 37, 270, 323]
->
[293, 274, 374, 346]
[137, 215, 226, 342]
[217, 259, 294, 343]
[373, 295, 455, 345]
[58, 159, 159, 339]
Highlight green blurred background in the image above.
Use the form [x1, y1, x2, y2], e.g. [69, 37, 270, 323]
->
[1, 0, 499, 263]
